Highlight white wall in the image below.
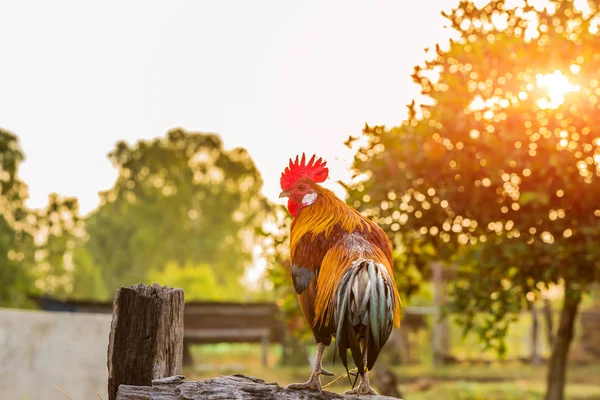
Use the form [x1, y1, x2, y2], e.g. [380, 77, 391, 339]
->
[0, 308, 111, 400]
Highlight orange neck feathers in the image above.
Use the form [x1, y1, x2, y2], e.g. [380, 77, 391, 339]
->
[289, 186, 372, 259]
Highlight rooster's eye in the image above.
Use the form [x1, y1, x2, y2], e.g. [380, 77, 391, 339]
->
[298, 184, 307, 191]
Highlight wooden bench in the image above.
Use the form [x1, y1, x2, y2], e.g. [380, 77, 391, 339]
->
[183, 301, 285, 367]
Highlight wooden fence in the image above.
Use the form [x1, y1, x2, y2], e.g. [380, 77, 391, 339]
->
[30, 294, 285, 367]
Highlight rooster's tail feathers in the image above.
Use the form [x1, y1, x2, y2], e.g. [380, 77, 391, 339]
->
[333, 258, 396, 379]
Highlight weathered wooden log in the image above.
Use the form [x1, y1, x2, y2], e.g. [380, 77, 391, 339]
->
[116, 374, 403, 400]
[107, 283, 185, 400]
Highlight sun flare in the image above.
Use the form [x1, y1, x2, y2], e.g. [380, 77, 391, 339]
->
[536, 70, 580, 110]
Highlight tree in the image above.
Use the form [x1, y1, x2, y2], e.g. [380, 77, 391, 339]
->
[0, 128, 34, 307]
[347, 1, 600, 399]
[84, 128, 271, 298]
[0, 129, 96, 305]
[30, 194, 86, 298]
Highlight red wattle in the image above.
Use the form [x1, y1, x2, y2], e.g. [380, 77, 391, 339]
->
[288, 198, 300, 217]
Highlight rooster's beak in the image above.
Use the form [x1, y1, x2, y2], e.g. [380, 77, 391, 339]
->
[279, 190, 290, 198]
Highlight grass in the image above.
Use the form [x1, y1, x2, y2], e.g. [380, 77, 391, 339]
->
[55, 383, 103, 400]
[393, 363, 600, 399]
[404, 381, 600, 400]
[183, 343, 600, 399]
[392, 362, 600, 383]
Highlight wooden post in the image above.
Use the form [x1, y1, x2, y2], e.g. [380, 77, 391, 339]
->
[261, 334, 269, 368]
[182, 338, 194, 367]
[432, 261, 450, 367]
[107, 283, 185, 400]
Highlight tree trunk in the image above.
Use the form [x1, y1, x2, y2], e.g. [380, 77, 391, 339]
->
[544, 288, 581, 400]
[543, 298, 555, 349]
[530, 302, 542, 365]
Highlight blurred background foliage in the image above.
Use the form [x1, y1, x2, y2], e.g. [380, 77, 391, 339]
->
[0, 127, 273, 306]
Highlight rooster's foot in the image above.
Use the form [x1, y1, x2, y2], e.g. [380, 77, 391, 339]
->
[287, 376, 322, 392]
[344, 381, 378, 396]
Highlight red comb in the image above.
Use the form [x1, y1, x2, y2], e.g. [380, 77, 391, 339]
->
[280, 153, 329, 190]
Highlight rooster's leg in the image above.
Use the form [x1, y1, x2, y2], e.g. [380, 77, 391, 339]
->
[287, 342, 331, 392]
[343, 346, 378, 395]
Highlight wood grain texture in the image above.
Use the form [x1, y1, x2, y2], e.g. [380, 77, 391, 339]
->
[107, 283, 185, 400]
[116, 374, 403, 400]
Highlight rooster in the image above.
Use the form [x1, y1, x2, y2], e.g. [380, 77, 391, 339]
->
[279, 154, 401, 395]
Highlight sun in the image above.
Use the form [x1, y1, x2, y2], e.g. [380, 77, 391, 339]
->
[536, 70, 580, 110]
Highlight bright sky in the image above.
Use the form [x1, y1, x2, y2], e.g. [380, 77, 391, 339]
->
[1, 0, 452, 215]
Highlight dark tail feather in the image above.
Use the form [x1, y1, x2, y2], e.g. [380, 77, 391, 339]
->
[333, 259, 396, 382]
[332, 262, 355, 384]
